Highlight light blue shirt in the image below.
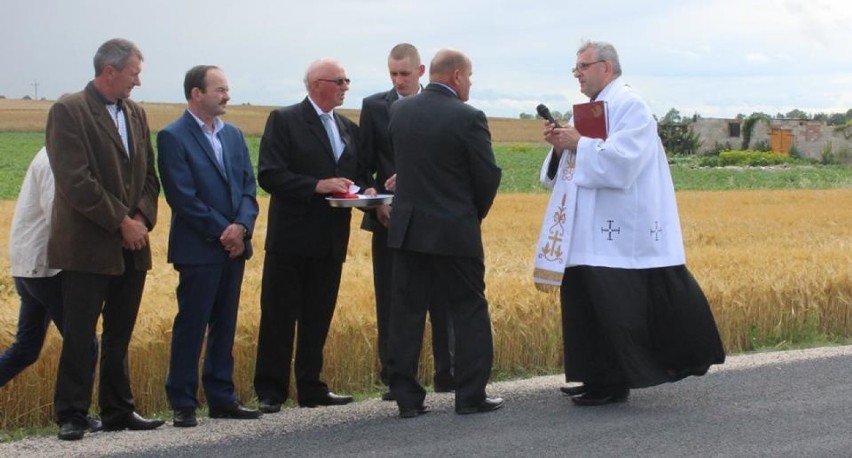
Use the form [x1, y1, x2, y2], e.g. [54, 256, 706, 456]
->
[187, 109, 225, 168]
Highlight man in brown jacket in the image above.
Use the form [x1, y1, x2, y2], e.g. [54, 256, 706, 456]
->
[45, 38, 162, 441]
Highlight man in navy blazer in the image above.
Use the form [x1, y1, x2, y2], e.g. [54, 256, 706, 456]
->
[254, 58, 365, 412]
[157, 65, 260, 427]
[386, 49, 503, 418]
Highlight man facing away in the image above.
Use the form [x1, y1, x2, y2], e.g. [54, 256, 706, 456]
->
[537, 40, 725, 406]
[386, 49, 503, 418]
[157, 65, 260, 427]
[46, 38, 162, 440]
[254, 58, 369, 413]
[359, 43, 455, 400]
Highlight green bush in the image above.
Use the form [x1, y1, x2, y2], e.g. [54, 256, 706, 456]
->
[699, 150, 795, 167]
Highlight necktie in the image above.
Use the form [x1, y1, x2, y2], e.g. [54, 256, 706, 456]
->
[320, 113, 340, 160]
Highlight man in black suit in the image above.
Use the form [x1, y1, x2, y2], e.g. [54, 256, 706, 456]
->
[386, 49, 503, 418]
[254, 58, 364, 413]
[359, 43, 455, 401]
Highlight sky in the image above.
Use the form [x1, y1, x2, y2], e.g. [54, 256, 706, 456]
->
[2, 0, 852, 120]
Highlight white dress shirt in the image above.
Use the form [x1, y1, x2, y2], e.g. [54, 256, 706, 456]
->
[9, 147, 60, 278]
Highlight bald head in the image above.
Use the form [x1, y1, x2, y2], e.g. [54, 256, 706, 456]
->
[304, 58, 350, 112]
[429, 49, 470, 82]
[304, 58, 343, 90]
[429, 49, 473, 101]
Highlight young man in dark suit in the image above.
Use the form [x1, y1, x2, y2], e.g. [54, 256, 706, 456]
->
[45, 38, 162, 440]
[386, 49, 503, 418]
[359, 43, 455, 401]
[254, 58, 366, 413]
[157, 65, 260, 427]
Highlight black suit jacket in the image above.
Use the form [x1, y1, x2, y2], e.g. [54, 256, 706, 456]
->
[358, 88, 398, 232]
[387, 83, 501, 258]
[258, 97, 361, 262]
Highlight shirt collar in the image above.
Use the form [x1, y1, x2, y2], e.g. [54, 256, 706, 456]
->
[308, 96, 333, 118]
[395, 84, 423, 100]
[89, 81, 124, 110]
[432, 82, 458, 98]
[593, 76, 623, 102]
[187, 109, 224, 134]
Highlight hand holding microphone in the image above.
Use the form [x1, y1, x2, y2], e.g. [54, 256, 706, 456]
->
[537, 103, 579, 152]
[536, 103, 562, 128]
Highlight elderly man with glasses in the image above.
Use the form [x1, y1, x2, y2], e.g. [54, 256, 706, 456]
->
[254, 58, 370, 413]
[536, 40, 725, 406]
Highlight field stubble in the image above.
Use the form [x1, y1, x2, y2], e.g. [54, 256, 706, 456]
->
[1, 191, 851, 429]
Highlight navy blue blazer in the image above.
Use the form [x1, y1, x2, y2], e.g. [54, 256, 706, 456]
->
[157, 110, 259, 265]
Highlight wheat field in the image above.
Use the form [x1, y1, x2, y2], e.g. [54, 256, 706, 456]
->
[0, 99, 546, 142]
[1, 190, 851, 429]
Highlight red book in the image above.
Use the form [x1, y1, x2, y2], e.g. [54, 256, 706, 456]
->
[572, 100, 608, 140]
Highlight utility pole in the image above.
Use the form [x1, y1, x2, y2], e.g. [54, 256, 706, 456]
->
[32, 80, 39, 100]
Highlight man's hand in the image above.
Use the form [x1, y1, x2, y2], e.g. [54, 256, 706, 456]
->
[376, 204, 392, 227]
[543, 121, 581, 155]
[316, 177, 354, 194]
[384, 174, 397, 192]
[120, 215, 149, 251]
[220, 223, 247, 259]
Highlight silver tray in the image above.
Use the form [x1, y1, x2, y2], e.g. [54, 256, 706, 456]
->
[326, 194, 393, 208]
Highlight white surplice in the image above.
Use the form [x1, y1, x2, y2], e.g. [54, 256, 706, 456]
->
[533, 77, 685, 288]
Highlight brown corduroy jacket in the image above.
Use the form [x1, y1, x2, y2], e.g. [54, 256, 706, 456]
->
[45, 81, 159, 275]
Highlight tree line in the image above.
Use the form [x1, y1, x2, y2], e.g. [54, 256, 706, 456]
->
[520, 107, 852, 127]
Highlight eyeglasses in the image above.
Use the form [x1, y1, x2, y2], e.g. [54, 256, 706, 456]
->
[571, 60, 605, 74]
[317, 78, 351, 86]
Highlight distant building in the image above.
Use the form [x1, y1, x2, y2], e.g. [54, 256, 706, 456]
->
[685, 117, 851, 161]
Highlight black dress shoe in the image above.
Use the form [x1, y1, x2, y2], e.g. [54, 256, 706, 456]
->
[58, 420, 86, 441]
[299, 391, 353, 407]
[398, 404, 430, 419]
[456, 396, 505, 415]
[173, 408, 198, 427]
[209, 403, 261, 419]
[380, 390, 395, 401]
[570, 389, 629, 406]
[559, 384, 587, 397]
[86, 415, 103, 432]
[258, 400, 281, 413]
[103, 411, 165, 431]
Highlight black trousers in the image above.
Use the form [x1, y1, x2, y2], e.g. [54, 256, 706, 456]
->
[387, 250, 492, 410]
[254, 252, 343, 404]
[54, 250, 146, 426]
[371, 227, 454, 386]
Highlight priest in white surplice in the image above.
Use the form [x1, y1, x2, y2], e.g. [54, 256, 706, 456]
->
[535, 40, 725, 406]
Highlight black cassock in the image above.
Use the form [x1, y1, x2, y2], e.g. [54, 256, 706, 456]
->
[561, 264, 725, 388]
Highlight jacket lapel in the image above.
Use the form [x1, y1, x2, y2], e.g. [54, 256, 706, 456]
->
[88, 100, 126, 155]
[183, 111, 228, 181]
[301, 98, 336, 162]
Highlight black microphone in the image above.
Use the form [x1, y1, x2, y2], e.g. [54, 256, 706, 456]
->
[536, 103, 562, 128]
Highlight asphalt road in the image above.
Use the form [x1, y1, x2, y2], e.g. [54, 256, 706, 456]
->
[112, 349, 852, 458]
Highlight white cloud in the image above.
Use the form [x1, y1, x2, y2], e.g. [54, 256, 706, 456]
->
[2, 0, 851, 119]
